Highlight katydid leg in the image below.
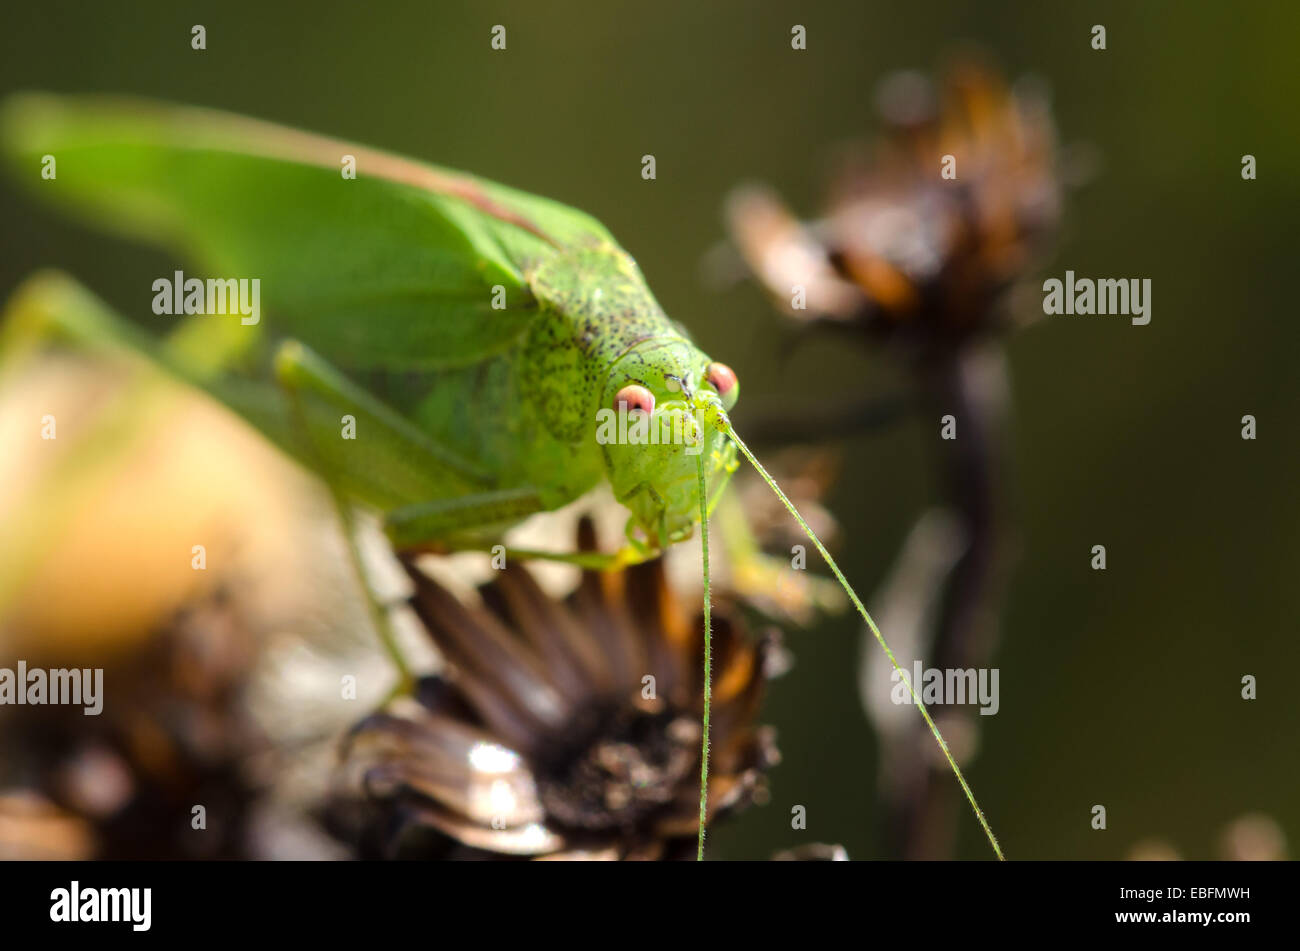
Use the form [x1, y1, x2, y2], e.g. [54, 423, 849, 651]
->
[389, 492, 658, 571]
[384, 487, 546, 549]
[273, 338, 418, 689]
[714, 489, 845, 620]
[439, 540, 646, 572]
[270, 339, 491, 509]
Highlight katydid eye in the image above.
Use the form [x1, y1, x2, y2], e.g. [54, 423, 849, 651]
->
[705, 362, 739, 408]
[614, 384, 655, 415]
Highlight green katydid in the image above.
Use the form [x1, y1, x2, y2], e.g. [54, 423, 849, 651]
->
[1, 93, 1003, 859]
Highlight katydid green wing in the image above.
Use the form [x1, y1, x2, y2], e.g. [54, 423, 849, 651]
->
[3, 270, 495, 510]
[0, 93, 618, 371]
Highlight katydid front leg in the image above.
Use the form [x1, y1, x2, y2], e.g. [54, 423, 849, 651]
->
[714, 489, 846, 622]
[388, 494, 659, 571]
[271, 342, 593, 681]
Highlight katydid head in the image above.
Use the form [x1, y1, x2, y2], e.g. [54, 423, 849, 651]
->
[596, 354, 1006, 859]
[596, 338, 739, 549]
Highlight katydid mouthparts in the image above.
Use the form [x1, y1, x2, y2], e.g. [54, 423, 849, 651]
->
[0, 93, 1002, 859]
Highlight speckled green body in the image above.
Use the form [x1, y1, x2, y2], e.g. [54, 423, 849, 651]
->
[1, 94, 738, 548]
[397, 240, 737, 544]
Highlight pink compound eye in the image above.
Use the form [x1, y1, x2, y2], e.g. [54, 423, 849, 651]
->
[613, 384, 655, 416]
[705, 362, 739, 407]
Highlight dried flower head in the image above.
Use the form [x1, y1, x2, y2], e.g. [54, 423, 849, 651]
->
[0, 590, 264, 859]
[727, 56, 1065, 357]
[329, 519, 780, 860]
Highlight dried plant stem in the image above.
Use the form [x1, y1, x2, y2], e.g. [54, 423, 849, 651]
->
[891, 346, 1009, 859]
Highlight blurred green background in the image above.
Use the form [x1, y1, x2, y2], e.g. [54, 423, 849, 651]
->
[2, 1, 1296, 859]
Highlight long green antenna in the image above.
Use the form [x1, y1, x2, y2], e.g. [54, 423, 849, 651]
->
[727, 426, 1004, 861]
[695, 452, 713, 861]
